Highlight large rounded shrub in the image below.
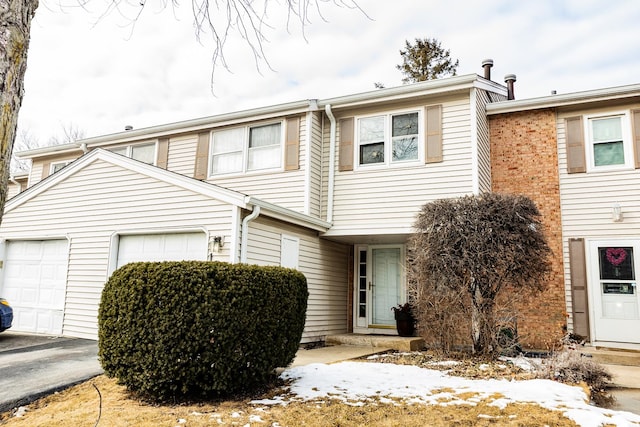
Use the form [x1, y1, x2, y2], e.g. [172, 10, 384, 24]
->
[98, 261, 308, 401]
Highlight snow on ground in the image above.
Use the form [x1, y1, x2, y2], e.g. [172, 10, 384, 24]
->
[253, 362, 640, 427]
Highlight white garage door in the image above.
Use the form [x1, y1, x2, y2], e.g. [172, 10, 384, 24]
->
[116, 233, 207, 268]
[2, 240, 69, 335]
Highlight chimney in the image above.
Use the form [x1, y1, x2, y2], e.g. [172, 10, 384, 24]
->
[504, 74, 516, 100]
[482, 59, 493, 80]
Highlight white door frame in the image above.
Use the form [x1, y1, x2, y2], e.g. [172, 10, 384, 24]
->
[586, 238, 640, 349]
[353, 244, 406, 335]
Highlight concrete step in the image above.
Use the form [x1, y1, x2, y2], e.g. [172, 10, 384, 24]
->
[579, 346, 640, 367]
[326, 334, 425, 352]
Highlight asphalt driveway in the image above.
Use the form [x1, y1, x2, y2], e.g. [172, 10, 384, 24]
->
[0, 332, 102, 413]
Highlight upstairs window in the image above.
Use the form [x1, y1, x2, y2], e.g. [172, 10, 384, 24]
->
[586, 113, 632, 171]
[109, 142, 156, 165]
[50, 161, 72, 174]
[357, 111, 420, 167]
[210, 122, 282, 175]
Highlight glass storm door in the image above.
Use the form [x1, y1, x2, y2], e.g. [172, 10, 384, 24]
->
[589, 241, 640, 344]
[371, 247, 402, 326]
[355, 245, 404, 329]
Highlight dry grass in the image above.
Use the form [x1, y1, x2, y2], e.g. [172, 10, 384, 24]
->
[0, 366, 581, 427]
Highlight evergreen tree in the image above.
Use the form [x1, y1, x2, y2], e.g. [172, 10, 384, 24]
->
[397, 37, 459, 83]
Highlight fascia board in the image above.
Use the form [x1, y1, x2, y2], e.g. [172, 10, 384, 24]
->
[487, 83, 640, 115]
[16, 143, 83, 159]
[245, 197, 331, 232]
[317, 74, 480, 110]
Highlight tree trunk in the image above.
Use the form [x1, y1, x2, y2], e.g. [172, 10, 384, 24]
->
[470, 286, 495, 355]
[0, 0, 38, 227]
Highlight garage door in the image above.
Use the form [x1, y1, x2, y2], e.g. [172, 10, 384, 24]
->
[116, 233, 207, 268]
[2, 240, 69, 334]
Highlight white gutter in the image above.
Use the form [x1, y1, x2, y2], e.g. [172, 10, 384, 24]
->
[245, 196, 331, 231]
[15, 142, 82, 159]
[240, 206, 261, 263]
[325, 104, 336, 223]
[486, 82, 640, 115]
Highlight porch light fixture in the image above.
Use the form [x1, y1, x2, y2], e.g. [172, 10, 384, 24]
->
[209, 236, 224, 254]
[612, 203, 623, 222]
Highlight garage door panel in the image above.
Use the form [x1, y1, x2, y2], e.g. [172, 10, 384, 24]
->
[117, 233, 206, 268]
[2, 240, 68, 335]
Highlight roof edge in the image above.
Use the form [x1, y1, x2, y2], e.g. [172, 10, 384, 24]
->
[487, 82, 640, 115]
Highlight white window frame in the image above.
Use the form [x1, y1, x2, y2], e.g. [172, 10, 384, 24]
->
[355, 109, 422, 170]
[208, 121, 284, 177]
[108, 141, 158, 165]
[585, 111, 633, 172]
[50, 160, 72, 174]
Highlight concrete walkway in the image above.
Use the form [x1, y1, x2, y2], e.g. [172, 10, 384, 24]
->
[290, 345, 390, 367]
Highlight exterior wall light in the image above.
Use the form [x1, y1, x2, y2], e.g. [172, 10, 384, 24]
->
[613, 203, 623, 222]
[208, 236, 225, 258]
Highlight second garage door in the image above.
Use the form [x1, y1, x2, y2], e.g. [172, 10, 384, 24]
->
[116, 233, 207, 268]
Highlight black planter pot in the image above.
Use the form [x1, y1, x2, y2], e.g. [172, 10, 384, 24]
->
[394, 312, 415, 337]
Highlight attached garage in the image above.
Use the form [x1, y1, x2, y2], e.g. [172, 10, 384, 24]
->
[1, 239, 69, 334]
[116, 232, 207, 268]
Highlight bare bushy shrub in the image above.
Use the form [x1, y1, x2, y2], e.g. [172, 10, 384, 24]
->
[408, 193, 552, 357]
[532, 350, 614, 407]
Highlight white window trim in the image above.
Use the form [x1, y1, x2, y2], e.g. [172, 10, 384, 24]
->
[354, 109, 423, 170]
[50, 160, 72, 174]
[585, 111, 633, 173]
[208, 121, 285, 177]
[109, 141, 158, 165]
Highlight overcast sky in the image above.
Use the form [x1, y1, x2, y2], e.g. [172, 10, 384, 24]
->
[16, 0, 640, 145]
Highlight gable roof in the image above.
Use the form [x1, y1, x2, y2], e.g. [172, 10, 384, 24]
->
[5, 149, 331, 232]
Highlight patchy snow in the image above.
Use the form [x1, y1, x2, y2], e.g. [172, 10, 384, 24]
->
[427, 360, 462, 367]
[252, 362, 640, 427]
[500, 355, 539, 372]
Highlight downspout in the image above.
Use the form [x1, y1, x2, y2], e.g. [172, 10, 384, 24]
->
[325, 104, 336, 223]
[240, 206, 261, 263]
[9, 176, 20, 193]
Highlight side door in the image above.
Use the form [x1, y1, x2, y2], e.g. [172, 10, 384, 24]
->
[588, 240, 640, 344]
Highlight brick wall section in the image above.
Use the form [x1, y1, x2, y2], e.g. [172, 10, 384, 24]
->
[489, 108, 567, 350]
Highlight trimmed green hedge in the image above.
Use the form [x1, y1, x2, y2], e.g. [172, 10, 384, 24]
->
[98, 261, 308, 401]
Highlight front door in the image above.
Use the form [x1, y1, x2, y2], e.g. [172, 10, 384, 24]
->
[588, 240, 640, 344]
[354, 245, 405, 333]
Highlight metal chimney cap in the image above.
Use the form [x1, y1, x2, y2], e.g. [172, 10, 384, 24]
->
[504, 74, 517, 82]
[481, 59, 494, 66]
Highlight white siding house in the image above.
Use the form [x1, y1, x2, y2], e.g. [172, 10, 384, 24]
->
[2, 73, 510, 342]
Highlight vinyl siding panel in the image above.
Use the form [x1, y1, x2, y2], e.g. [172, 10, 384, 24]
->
[476, 89, 492, 193]
[325, 98, 475, 236]
[0, 160, 235, 339]
[28, 162, 44, 187]
[245, 217, 349, 343]
[557, 106, 640, 333]
[7, 183, 23, 200]
[167, 134, 198, 176]
[307, 111, 324, 218]
[207, 119, 307, 213]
